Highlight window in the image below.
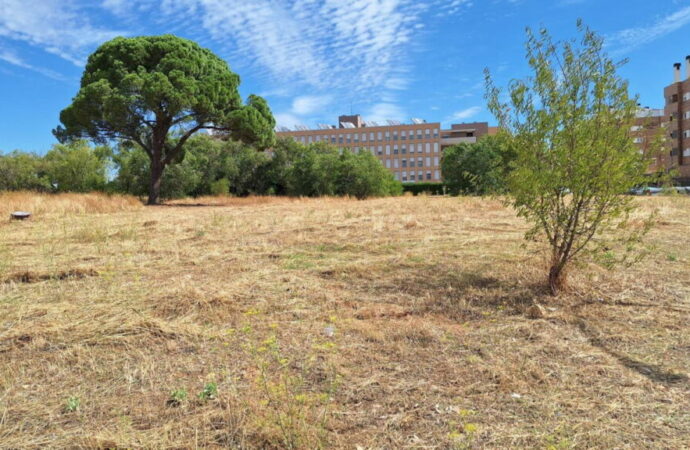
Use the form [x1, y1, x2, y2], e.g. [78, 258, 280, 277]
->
[361, 133, 367, 142]
[394, 173, 400, 180]
[393, 145, 399, 155]
[434, 143, 439, 153]
[377, 132, 383, 141]
[433, 129, 439, 139]
[410, 173, 416, 181]
[633, 137, 643, 144]
[417, 130, 423, 140]
[377, 146, 383, 155]
[426, 157, 431, 166]
[433, 156, 439, 166]
[394, 159, 399, 168]
[684, 130, 690, 138]
[370, 132, 375, 141]
[684, 111, 690, 120]
[331, 135, 336, 144]
[409, 159, 415, 168]
[402, 171, 407, 182]
[630, 125, 642, 132]
[418, 157, 423, 167]
[393, 131, 398, 141]
[386, 145, 391, 155]
[401, 130, 407, 140]
[385, 131, 390, 141]
[425, 143, 431, 153]
[402, 159, 407, 168]
[386, 160, 391, 168]
[417, 144, 423, 153]
[408, 131, 414, 141]
[338, 134, 343, 144]
[684, 149, 690, 157]
[353, 133, 359, 143]
[684, 92, 690, 101]
[434, 170, 440, 180]
[426, 171, 432, 180]
[345, 134, 351, 143]
[425, 129, 430, 139]
[418, 171, 423, 180]
[401, 146, 407, 154]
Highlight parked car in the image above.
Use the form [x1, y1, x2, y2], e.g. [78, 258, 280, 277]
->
[629, 186, 663, 195]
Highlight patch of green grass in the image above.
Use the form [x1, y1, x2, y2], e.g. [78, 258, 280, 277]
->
[167, 388, 188, 407]
[198, 382, 217, 401]
[282, 253, 315, 270]
[64, 396, 80, 413]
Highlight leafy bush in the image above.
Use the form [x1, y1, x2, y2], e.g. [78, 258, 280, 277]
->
[0, 151, 51, 191]
[441, 134, 514, 195]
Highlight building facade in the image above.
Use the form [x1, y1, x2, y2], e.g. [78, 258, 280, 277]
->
[276, 115, 493, 183]
[632, 108, 666, 174]
[663, 58, 690, 182]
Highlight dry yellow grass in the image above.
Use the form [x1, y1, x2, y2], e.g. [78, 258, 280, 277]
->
[0, 194, 688, 448]
[0, 191, 143, 217]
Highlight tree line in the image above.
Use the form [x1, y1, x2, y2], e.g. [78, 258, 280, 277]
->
[0, 135, 402, 199]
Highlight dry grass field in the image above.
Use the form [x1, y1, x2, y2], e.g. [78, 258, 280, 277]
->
[0, 192, 688, 448]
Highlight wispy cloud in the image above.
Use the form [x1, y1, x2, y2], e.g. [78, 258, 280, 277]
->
[0, 0, 125, 66]
[0, 47, 67, 80]
[449, 106, 481, 120]
[609, 5, 690, 54]
[291, 95, 333, 115]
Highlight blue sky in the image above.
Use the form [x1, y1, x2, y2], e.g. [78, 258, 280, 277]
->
[1, 0, 689, 153]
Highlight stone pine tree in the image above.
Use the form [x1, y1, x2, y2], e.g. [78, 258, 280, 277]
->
[54, 34, 275, 204]
[485, 21, 655, 295]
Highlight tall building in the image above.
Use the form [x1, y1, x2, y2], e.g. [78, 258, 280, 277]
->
[275, 115, 494, 183]
[632, 108, 666, 174]
[664, 58, 690, 182]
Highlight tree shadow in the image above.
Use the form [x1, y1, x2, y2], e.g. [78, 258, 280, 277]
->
[576, 318, 688, 386]
[337, 262, 547, 321]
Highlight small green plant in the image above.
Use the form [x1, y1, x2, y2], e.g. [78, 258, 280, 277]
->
[448, 409, 478, 449]
[64, 396, 80, 413]
[198, 382, 218, 401]
[167, 388, 188, 407]
[242, 326, 340, 449]
[667, 254, 678, 262]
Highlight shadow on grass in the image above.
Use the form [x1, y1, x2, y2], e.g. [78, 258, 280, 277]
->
[334, 262, 547, 321]
[576, 318, 688, 386]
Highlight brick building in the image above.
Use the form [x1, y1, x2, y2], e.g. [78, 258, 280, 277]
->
[276, 115, 494, 183]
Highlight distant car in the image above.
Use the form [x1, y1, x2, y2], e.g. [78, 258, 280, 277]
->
[629, 186, 662, 195]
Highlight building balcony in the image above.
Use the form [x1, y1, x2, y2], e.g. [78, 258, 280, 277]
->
[440, 136, 477, 146]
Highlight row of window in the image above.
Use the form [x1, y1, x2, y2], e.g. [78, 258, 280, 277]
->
[291, 128, 440, 145]
[337, 143, 439, 155]
[393, 171, 441, 182]
[383, 157, 440, 169]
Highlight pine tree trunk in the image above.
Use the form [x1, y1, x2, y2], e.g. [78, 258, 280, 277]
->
[148, 157, 164, 205]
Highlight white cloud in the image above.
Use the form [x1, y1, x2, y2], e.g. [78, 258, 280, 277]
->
[450, 106, 481, 120]
[292, 95, 333, 115]
[0, 0, 124, 66]
[0, 47, 66, 80]
[273, 112, 303, 129]
[364, 102, 407, 123]
[609, 6, 690, 54]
